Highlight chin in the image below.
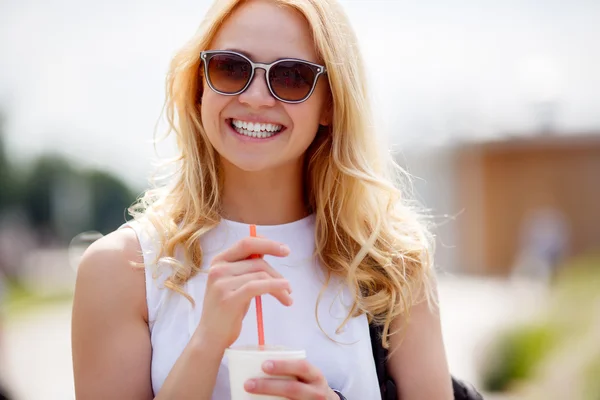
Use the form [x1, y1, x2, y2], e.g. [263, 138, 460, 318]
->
[223, 156, 277, 173]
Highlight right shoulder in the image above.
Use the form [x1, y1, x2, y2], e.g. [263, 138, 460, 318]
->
[79, 226, 142, 267]
[74, 226, 148, 321]
[72, 227, 154, 399]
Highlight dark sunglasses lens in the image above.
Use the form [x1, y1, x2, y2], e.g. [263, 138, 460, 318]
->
[269, 61, 316, 101]
[206, 53, 252, 94]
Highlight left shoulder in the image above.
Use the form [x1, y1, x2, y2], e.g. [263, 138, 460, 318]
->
[386, 278, 454, 399]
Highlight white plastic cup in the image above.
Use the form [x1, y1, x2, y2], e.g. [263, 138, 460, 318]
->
[225, 345, 307, 400]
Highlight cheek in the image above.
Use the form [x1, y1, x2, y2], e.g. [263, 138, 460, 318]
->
[201, 90, 228, 133]
[285, 100, 324, 139]
[297, 82, 329, 126]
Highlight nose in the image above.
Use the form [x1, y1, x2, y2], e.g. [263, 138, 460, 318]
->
[238, 69, 277, 109]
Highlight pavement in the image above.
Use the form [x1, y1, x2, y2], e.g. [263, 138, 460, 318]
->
[0, 305, 74, 400]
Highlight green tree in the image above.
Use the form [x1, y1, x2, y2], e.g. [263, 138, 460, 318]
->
[86, 170, 137, 235]
[20, 155, 137, 243]
[0, 112, 12, 211]
[20, 155, 77, 242]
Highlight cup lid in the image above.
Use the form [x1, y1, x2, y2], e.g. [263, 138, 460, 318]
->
[226, 344, 305, 356]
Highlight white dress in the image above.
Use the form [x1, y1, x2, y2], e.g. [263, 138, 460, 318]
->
[125, 214, 381, 400]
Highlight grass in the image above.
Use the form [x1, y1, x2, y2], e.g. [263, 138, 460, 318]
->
[583, 356, 600, 400]
[481, 255, 600, 394]
[2, 278, 74, 319]
[482, 322, 558, 392]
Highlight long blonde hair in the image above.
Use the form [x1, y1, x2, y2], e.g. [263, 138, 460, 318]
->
[131, 0, 436, 348]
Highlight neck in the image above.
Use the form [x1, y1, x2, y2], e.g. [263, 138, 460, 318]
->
[220, 158, 308, 225]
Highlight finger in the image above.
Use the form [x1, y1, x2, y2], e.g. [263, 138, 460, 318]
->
[252, 235, 266, 259]
[255, 235, 266, 258]
[207, 260, 290, 296]
[226, 272, 292, 304]
[244, 378, 318, 399]
[230, 279, 293, 306]
[212, 237, 290, 264]
[219, 259, 285, 279]
[262, 359, 323, 383]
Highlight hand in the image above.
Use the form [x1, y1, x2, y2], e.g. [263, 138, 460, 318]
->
[244, 359, 340, 400]
[195, 237, 294, 350]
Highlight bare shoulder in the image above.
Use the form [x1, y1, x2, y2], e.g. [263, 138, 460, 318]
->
[72, 227, 153, 399]
[387, 278, 453, 399]
[74, 227, 147, 319]
[79, 226, 143, 269]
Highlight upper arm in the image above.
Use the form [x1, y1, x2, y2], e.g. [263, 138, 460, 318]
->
[71, 228, 154, 400]
[386, 282, 453, 400]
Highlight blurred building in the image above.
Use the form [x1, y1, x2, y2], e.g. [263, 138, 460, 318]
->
[456, 132, 600, 276]
[400, 132, 600, 277]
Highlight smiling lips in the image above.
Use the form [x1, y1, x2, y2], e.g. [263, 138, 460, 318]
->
[230, 118, 284, 139]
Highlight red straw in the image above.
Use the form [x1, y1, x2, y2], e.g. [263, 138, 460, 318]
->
[249, 225, 265, 347]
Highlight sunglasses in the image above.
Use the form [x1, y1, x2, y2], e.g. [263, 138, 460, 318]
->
[200, 50, 327, 104]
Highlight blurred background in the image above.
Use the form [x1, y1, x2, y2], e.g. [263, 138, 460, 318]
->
[0, 0, 599, 399]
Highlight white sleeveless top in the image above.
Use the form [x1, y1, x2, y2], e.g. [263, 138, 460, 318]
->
[125, 215, 381, 400]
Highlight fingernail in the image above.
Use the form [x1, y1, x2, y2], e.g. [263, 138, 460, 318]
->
[280, 244, 290, 254]
[245, 379, 256, 390]
[263, 361, 274, 371]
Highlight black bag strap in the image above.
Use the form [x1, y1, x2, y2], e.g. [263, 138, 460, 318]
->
[369, 322, 398, 400]
[0, 387, 10, 400]
[369, 322, 484, 400]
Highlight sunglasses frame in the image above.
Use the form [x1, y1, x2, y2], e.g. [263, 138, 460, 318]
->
[200, 50, 327, 104]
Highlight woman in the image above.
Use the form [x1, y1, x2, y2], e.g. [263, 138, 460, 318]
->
[71, 0, 454, 399]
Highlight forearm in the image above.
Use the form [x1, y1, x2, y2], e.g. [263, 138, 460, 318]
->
[155, 334, 225, 400]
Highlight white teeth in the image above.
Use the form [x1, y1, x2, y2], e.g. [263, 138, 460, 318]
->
[239, 128, 270, 138]
[230, 119, 283, 138]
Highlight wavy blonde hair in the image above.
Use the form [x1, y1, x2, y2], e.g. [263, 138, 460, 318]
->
[130, 0, 437, 348]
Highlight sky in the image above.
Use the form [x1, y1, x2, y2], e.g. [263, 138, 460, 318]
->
[1, 0, 599, 186]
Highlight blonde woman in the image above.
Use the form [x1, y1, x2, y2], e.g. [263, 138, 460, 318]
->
[72, 0, 454, 399]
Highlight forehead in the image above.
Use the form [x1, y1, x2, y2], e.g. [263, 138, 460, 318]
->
[210, 0, 318, 63]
